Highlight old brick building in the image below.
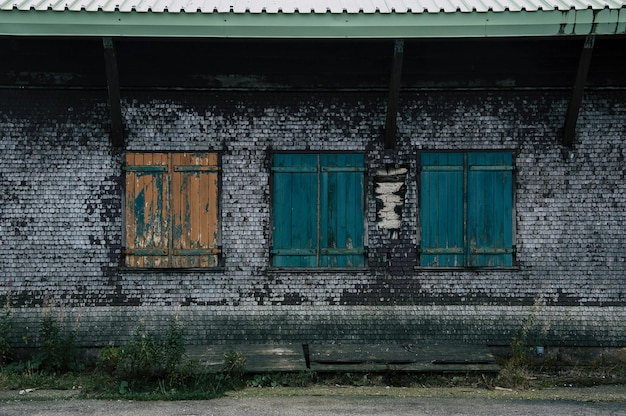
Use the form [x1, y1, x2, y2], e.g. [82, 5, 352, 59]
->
[0, 0, 625, 349]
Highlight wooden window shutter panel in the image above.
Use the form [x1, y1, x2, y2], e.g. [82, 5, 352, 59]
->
[125, 152, 170, 268]
[420, 153, 465, 267]
[171, 152, 220, 268]
[319, 154, 365, 268]
[467, 152, 513, 267]
[272, 154, 318, 268]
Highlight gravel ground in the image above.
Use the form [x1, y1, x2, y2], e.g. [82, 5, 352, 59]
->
[1, 384, 625, 402]
[1, 386, 626, 416]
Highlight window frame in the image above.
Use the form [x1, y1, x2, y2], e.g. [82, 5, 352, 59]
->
[270, 151, 368, 270]
[417, 150, 517, 270]
[122, 151, 222, 270]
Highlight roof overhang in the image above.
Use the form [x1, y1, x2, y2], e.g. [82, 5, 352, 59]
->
[0, 7, 625, 38]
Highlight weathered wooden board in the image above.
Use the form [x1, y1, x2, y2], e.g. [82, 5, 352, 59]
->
[190, 343, 499, 373]
[308, 343, 499, 372]
[187, 344, 307, 372]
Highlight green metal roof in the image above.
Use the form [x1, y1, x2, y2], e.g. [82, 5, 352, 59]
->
[0, 0, 625, 38]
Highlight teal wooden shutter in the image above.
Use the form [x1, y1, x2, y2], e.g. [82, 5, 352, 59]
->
[319, 154, 365, 268]
[272, 153, 365, 268]
[272, 154, 318, 267]
[467, 152, 513, 267]
[420, 153, 465, 267]
[420, 152, 513, 268]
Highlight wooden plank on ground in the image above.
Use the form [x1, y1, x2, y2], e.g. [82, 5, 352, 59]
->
[190, 343, 500, 373]
[187, 344, 307, 373]
[308, 343, 499, 373]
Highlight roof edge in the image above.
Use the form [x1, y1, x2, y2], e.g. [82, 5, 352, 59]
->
[0, 8, 625, 38]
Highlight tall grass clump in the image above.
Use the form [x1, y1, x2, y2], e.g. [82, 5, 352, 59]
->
[97, 316, 186, 385]
[495, 297, 552, 389]
[38, 311, 82, 373]
[93, 315, 236, 399]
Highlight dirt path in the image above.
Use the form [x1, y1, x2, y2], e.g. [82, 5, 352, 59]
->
[1, 388, 626, 416]
[1, 383, 625, 402]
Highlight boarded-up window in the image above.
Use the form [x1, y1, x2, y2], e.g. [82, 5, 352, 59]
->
[272, 153, 365, 268]
[419, 152, 513, 268]
[124, 152, 220, 268]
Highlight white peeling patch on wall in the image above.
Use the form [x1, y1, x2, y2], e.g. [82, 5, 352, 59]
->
[375, 167, 408, 230]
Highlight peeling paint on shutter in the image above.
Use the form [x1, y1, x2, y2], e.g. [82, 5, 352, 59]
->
[125, 152, 170, 268]
[125, 152, 220, 268]
[171, 152, 220, 268]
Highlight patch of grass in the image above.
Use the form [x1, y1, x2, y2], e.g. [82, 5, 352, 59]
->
[222, 348, 247, 389]
[2, 362, 626, 400]
[96, 317, 187, 384]
[529, 365, 626, 388]
[39, 313, 82, 373]
[81, 370, 228, 401]
[315, 371, 496, 389]
[90, 317, 247, 400]
[494, 361, 533, 390]
[0, 367, 87, 391]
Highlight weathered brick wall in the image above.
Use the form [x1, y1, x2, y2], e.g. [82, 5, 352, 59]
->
[0, 89, 624, 347]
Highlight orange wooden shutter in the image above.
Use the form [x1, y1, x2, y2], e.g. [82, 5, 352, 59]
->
[170, 153, 220, 268]
[125, 152, 170, 267]
[125, 152, 219, 268]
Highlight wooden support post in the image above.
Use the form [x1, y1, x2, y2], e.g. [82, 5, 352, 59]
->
[384, 40, 404, 150]
[562, 35, 595, 148]
[103, 37, 124, 148]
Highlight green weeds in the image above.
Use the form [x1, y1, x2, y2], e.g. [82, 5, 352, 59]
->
[0, 312, 235, 400]
[93, 316, 230, 399]
[246, 371, 316, 388]
[39, 312, 82, 373]
[97, 317, 186, 384]
[2, 306, 626, 399]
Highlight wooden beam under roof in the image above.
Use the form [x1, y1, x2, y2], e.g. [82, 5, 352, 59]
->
[562, 35, 595, 148]
[103, 37, 124, 148]
[384, 39, 404, 150]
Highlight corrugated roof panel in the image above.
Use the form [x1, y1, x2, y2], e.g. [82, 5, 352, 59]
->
[63, 0, 79, 9]
[28, 0, 52, 10]
[414, 0, 439, 12]
[0, 0, 625, 37]
[341, 0, 364, 12]
[1, 0, 625, 12]
[384, 0, 408, 12]
[333, 0, 360, 12]
[518, 0, 543, 11]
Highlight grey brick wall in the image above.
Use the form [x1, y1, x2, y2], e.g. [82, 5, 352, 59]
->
[1, 89, 625, 347]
